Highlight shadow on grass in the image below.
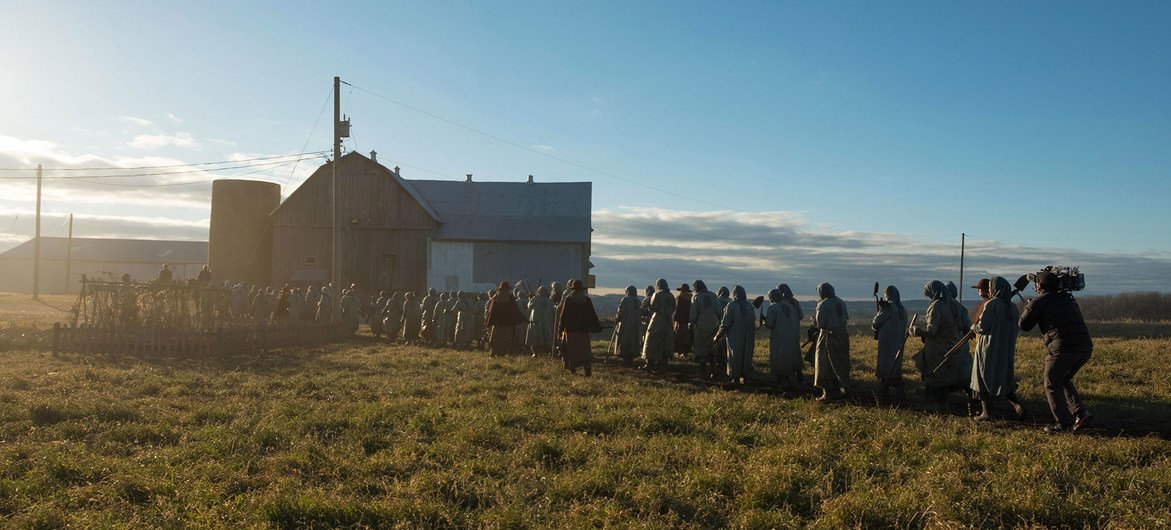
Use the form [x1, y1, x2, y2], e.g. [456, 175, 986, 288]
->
[588, 353, 1171, 440]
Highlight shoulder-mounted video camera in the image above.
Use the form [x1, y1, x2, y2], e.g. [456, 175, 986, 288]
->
[1028, 265, 1085, 292]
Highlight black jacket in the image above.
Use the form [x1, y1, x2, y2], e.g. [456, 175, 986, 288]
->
[1019, 291, 1093, 355]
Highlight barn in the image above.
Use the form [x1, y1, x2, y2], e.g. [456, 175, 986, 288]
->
[0, 237, 207, 293]
[212, 151, 593, 293]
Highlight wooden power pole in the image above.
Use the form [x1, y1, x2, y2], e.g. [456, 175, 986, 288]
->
[959, 232, 966, 302]
[33, 164, 42, 300]
[332, 76, 341, 291]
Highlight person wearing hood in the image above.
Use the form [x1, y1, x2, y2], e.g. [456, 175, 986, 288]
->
[765, 284, 804, 384]
[383, 291, 403, 342]
[486, 282, 525, 356]
[515, 286, 531, 353]
[872, 285, 909, 403]
[1020, 271, 1094, 434]
[673, 283, 694, 356]
[714, 287, 733, 375]
[418, 288, 437, 343]
[451, 292, 475, 349]
[611, 285, 644, 366]
[473, 292, 488, 350]
[401, 292, 422, 344]
[971, 276, 1026, 421]
[945, 281, 976, 404]
[558, 279, 603, 376]
[640, 285, 655, 333]
[689, 280, 722, 379]
[370, 290, 389, 337]
[640, 279, 676, 370]
[527, 286, 555, 354]
[341, 288, 361, 334]
[812, 283, 850, 401]
[911, 280, 969, 409]
[715, 285, 756, 385]
[317, 285, 334, 323]
[432, 293, 451, 346]
[445, 291, 460, 343]
[289, 288, 305, 322]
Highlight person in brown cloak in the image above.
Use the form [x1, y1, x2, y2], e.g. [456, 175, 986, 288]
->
[485, 282, 524, 356]
[673, 283, 694, 356]
[557, 279, 603, 376]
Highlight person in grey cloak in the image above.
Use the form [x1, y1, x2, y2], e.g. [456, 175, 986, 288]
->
[317, 285, 334, 323]
[289, 288, 305, 322]
[812, 283, 850, 400]
[611, 285, 643, 366]
[452, 292, 475, 349]
[911, 280, 969, 409]
[640, 279, 676, 370]
[526, 286, 555, 354]
[445, 291, 460, 343]
[370, 290, 389, 337]
[436, 293, 453, 345]
[765, 285, 804, 384]
[383, 291, 403, 342]
[971, 276, 1025, 421]
[715, 285, 755, 385]
[945, 281, 976, 408]
[473, 292, 488, 350]
[401, 292, 422, 344]
[639, 285, 655, 334]
[689, 280, 722, 380]
[340, 289, 360, 335]
[418, 288, 436, 343]
[515, 286, 531, 353]
[872, 285, 909, 403]
[714, 286, 732, 376]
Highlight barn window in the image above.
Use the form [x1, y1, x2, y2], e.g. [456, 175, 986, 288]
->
[304, 256, 317, 267]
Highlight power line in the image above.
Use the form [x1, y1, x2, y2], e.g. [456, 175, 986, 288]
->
[287, 87, 334, 187]
[67, 159, 302, 187]
[0, 151, 328, 172]
[1, 154, 325, 181]
[342, 81, 737, 211]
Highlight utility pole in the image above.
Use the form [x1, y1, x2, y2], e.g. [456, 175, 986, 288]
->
[332, 76, 341, 291]
[33, 164, 42, 300]
[959, 232, 966, 303]
[65, 213, 73, 293]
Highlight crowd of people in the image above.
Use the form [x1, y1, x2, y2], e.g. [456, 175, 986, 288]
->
[156, 263, 1095, 435]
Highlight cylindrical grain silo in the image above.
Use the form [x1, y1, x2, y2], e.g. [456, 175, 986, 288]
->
[209, 179, 281, 287]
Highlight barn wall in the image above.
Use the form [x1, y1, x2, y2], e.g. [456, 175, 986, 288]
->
[269, 154, 437, 292]
[428, 241, 476, 292]
[471, 241, 585, 288]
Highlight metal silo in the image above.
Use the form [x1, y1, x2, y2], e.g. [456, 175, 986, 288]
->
[209, 179, 280, 286]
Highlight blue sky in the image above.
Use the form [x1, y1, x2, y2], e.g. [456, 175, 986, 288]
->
[1, 1, 1169, 296]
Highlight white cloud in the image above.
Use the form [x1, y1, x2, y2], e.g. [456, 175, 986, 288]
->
[529, 144, 555, 152]
[165, 113, 183, 123]
[121, 116, 154, 127]
[591, 207, 1171, 297]
[128, 132, 200, 150]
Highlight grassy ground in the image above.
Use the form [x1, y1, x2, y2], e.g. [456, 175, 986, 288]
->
[0, 317, 1168, 528]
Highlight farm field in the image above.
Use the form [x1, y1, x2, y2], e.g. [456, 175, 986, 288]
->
[0, 295, 1169, 527]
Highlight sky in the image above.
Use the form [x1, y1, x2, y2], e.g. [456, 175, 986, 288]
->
[1, 1, 1169, 298]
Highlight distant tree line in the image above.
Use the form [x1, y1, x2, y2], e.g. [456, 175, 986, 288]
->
[1073, 292, 1171, 322]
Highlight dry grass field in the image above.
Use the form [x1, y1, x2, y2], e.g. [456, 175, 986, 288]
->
[0, 292, 1168, 528]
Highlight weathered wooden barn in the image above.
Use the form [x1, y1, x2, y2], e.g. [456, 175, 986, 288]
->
[0, 237, 207, 293]
[238, 151, 592, 293]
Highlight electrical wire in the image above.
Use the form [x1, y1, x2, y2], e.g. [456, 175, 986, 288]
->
[67, 159, 301, 187]
[1, 155, 326, 181]
[0, 151, 328, 172]
[342, 81, 737, 211]
[286, 88, 334, 187]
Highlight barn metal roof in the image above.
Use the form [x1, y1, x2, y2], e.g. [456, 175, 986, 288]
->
[0, 237, 208, 263]
[408, 180, 591, 243]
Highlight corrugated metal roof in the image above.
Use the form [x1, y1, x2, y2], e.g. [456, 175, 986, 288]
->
[408, 180, 591, 242]
[0, 237, 208, 263]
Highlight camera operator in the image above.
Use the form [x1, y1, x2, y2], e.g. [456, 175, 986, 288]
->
[1019, 271, 1093, 434]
